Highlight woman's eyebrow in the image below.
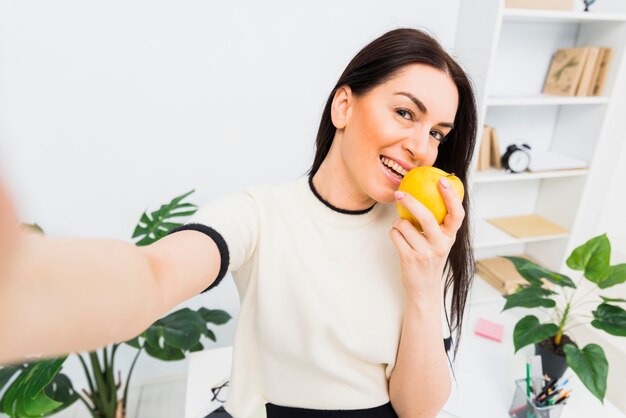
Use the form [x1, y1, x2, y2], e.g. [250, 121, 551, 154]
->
[394, 91, 455, 128]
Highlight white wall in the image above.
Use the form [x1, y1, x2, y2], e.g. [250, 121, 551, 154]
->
[0, 0, 461, 389]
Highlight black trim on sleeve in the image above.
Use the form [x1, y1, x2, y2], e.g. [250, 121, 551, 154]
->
[167, 223, 230, 293]
[444, 336, 452, 352]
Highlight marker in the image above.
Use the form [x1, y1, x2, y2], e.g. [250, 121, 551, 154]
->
[554, 393, 570, 405]
[526, 361, 531, 398]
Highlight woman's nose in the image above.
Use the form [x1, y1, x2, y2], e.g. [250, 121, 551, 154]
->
[404, 128, 432, 160]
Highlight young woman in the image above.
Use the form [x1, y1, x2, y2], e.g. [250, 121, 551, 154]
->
[0, 28, 477, 417]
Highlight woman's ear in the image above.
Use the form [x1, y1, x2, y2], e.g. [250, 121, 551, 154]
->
[330, 85, 353, 129]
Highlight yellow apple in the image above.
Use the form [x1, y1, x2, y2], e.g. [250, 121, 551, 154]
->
[396, 166, 464, 232]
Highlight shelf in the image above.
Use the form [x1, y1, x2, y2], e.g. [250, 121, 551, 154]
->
[472, 218, 569, 249]
[487, 94, 610, 106]
[473, 168, 588, 183]
[503, 8, 626, 23]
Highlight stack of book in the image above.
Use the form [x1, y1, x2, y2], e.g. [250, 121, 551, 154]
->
[475, 125, 502, 172]
[506, 0, 573, 10]
[543, 47, 613, 96]
[476, 255, 537, 295]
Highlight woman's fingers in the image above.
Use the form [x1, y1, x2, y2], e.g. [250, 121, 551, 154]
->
[391, 217, 428, 251]
[438, 178, 465, 234]
[394, 191, 440, 239]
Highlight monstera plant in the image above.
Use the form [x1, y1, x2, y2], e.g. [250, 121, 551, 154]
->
[500, 233, 626, 402]
[0, 190, 231, 417]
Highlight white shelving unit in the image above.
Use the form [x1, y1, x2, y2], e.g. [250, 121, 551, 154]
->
[454, 0, 626, 272]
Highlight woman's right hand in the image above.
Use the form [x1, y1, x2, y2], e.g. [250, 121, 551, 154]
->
[0, 179, 20, 279]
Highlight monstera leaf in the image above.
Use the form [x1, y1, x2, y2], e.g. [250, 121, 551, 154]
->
[0, 357, 77, 417]
[591, 303, 626, 337]
[501, 256, 575, 288]
[132, 189, 197, 246]
[124, 307, 231, 360]
[512, 315, 559, 352]
[564, 344, 608, 402]
[502, 285, 557, 311]
[566, 234, 626, 288]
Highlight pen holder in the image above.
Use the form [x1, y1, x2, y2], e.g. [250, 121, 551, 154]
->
[509, 379, 564, 418]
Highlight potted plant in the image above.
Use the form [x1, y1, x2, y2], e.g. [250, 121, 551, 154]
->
[500, 233, 626, 402]
[0, 190, 232, 417]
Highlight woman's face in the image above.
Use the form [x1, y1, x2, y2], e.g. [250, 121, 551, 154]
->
[335, 63, 459, 204]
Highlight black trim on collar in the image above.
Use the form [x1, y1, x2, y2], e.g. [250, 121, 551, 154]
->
[308, 175, 376, 215]
[167, 223, 229, 293]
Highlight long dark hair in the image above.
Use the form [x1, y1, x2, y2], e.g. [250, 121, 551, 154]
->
[307, 28, 478, 357]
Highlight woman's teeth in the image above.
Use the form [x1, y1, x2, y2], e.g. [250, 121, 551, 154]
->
[380, 156, 407, 178]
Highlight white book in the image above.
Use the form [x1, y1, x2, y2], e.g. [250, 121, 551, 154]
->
[528, 150, 588, 172]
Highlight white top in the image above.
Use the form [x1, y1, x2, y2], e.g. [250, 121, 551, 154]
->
[186, 175, 449, 418]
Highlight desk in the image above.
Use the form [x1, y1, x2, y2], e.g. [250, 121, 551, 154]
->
[185, 278, 625, 418]
[441, 276, 625, 418]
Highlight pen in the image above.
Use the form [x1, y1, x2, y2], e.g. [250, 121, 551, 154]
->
[538, 389, 562, 407]
[526, 361, 531, 398]
[537, 377, 558, 398]
[554, 391, 572, 405]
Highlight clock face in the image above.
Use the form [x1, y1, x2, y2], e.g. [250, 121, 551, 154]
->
[508, 150, 530, 173]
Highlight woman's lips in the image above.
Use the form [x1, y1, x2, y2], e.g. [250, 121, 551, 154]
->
[379, 157, 403, 185]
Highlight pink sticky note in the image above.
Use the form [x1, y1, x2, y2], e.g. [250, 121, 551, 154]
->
[475, 318, 504, 342]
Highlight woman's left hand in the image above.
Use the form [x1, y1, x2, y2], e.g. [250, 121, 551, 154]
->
[388, 177, 465, 300]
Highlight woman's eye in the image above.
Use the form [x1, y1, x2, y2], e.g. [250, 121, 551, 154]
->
[396, 108, 413, 120]
[431, 130, 445, 142]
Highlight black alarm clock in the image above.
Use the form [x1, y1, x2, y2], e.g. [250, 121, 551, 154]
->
[501, 143, 531, 173]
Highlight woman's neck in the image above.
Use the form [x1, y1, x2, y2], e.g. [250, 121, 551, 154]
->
[311, 140, 376, 212]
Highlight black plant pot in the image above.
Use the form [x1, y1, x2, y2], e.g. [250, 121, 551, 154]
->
[535, 344, 568, 380]
[534, 335, 575, 380]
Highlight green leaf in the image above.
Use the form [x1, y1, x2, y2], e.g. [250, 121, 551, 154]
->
[0, 365, 23, 393]
[199, 308, 232, 325]
[144, 327, 161, 348]
[206, 329, 216, 342]
[189, 342, 204, 352]
[137, 307, 231, 362]
[594, 264, 626, 289]
[143, 343, 185, 361]
[591, 303, 626, 336]
[1, 357, 67, 417]
[124, 336, 142, 349]
[564, 343, 608, 402]
[567, 234, 610, 272]
[503, 286, 557, 311]
[600, 296, 626, 304]
[42, 373, 79, 415]
[513, 315, 559, 352]
[501, 256, 575, 288]
[131, 190, 197, 246]
[21, 223, 44, 234]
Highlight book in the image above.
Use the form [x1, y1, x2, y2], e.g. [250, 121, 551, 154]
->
[590, 48, 613, 96]
[576, 47, 600, 96]
[528, 150, 588, 172]
[490, 126, 502, 169]
[505, 0, 573, 10]
[486, 214, 569, 238]
[476, 255, 535, 295]
[543, 47, 590, 96]
[585, 47, 607, 96]
[477, 125, 492, 171]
